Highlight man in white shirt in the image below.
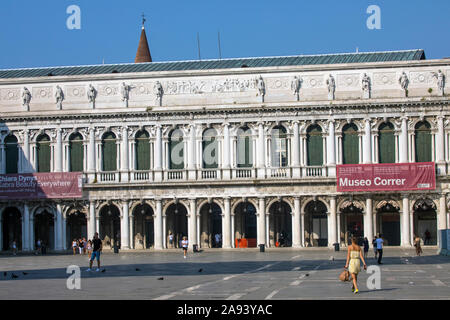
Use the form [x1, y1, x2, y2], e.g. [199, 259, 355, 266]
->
[375, 234, 384, 264]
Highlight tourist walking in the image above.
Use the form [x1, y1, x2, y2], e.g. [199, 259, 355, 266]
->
[344, 237, 367, 294]
[83, 238, 88, 255]
[87, 240, 93, 257]
[78, 238, 84, 255]
[87, 233, 102, 272]
[11, 240, 17, 256]
[181, 236, 189, 259]
[414, 235, 423, 256]
[372, 236, 378, 259]
[375, 234, 384, 264]
[169, 232, 174, 248]
[72, 239, 78, 255]
[363, 237, 369, 260]
[36, 239, 42, 255]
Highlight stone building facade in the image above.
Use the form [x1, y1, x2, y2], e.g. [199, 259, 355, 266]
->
[0, 48, 449, 252]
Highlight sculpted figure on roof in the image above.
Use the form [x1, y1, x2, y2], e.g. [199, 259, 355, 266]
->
[22, 87, 31, 108]
[326, 74, 335, 100]
[55, 85, 64, 109]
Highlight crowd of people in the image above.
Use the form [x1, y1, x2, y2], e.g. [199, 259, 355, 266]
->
[71, 237, 93, 256]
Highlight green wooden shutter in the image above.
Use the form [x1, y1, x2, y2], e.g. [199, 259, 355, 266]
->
[307, 125, 323, 166]
[136, 131, 150, 170]
[237, 128, 252, 168]
[378, 122, 395, 164]
[169, 129, 184, 170]
[5, 136, 18, 174]
[415, 122, 432, 162]
[37, 135, 51, 172]
[69, 133, 84, 172]
[102, 132, 117, 171]
[342, 124, 359, 164]
[203, 129, 218, 169]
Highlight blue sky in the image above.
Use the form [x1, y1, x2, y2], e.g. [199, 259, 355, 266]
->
[0, 0, 449, 69]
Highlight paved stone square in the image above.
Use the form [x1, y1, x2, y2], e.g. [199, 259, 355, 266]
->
[0, 248, 449, 300]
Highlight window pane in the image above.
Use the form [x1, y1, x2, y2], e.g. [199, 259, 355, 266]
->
[378, 123, 395, 164]
[5, 136, 18, 174]
[69, 134, 84, 172]
[37, 135, 51, 172]
[136, 131, 150, 170]
[169, 129, 184, 169]
[415, 122, 431, 162]
[307, 125, 323, 166]
[342, 124, 359, 164]
[102, 133, 116, 171]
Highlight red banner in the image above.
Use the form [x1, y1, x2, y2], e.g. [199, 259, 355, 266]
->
[0, 172, 83, 200]
[337, 162, 435, 192]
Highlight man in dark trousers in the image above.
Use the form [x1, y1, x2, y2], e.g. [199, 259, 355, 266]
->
[87, 232, 102, 272]
[375, 234, 384, 264]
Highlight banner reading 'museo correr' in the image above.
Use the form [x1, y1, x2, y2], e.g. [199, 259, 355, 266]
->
[0, 172, 83, 199]
[337, 162, 435, 192]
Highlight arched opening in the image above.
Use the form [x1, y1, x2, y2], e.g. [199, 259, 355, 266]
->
[339, 203, 364, 246]
[2, 207, 22, 251]
[202, 128, 218, 169]
[304, 201, 328, 247]
[5, 135, 19, 174]
[169, 129, 184, 169]
[271, 126, 288, 167]
[69, 133, 84, 172]
[342, 123, 359, 164]
[234, 202, 257, 248]
[102, 132, 117, 171]
[34, 209, 54, 250]
[135, 130, 150, 171]
[415, 121, 432, 162]
[268, 201, 292, 247]
[133, 204, 154, 249]
[165, 203, 188, 248]
[236, 126, 253, 168]
[99, 204, 121, 249]
[376, 202, 400, 246]
[413, 199, 437, 246]
[36, 134, 51, 172]
[199, 202, 222, 248]
[306, 125, 323, 166]
[378, 122, 395, 164]
[66, 210, 87, 248]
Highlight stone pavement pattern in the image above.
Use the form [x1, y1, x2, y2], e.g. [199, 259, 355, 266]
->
[0, 248, 449, 300]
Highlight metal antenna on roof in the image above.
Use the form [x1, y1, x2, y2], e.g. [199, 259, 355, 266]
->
[218, 31, 222, 60]
[197, 32, 201, 61]
[356, 47, 359, 53]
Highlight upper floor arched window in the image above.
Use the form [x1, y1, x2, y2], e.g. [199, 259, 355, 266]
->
[342, 123, 359, 164]
[236, 126, 253, 168]
[36, 134, 51, 172]
[5, 135, 18, 174]
[415, 121, 432, 162]
[202, 128, 218, 169]
[306, 125, 323, 166]
[69, 133, 84, 172]
[102, 132, 117, 171]
[271, 126, 288, 167]
[135, 130, 150, 171]
[169, 129, 184, 170]
[378, 122, 395, 164]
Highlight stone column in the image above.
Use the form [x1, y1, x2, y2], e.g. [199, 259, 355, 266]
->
[292, 197, 301, 248]
[401, 195, 411, 247]
[188, 125, 196, 180]
[62, 212, 67, 250]
[188, 198, 197, 250]
[399, 116, 408, 163]
[438, 194, 448, 232]
[87, 128, 96, 182]
[257, 123, 266, 179]
[300, 211, 305, 247]
[364, 197, 374, 243]
[363, 119, 372, 164]
[55, 128, 63, 172]
[436, 116, 446, 174]
[0, 212, 3, 251]
[257, 197, 266, 246]
[222, 124, 231, 179]
[154, 199, 163, 250]
[88, 201, 96, 240]
[329, 196, 337, 246]
[292, 122, 301, 178]
[22, 204, 30, 251]
[23, 130, 31, 173]
[154, 125, 163, 182]
[120, 127, 129, 182]
[0, 144, 5, 174]
[55, 203, 63, 250]
[129, 215, 134, 249]
[222, 197, 232, 249]
[327, 120, 336, 176]
[121, 201, 130, 249]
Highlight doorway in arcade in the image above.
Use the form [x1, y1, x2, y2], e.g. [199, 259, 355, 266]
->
[339, 202, 364, 246]
[376, 202, 401, 246]
[304, 200, 328, 247]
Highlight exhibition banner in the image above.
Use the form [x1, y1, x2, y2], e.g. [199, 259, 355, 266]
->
[337, 162, 435, 192]
[0, 172, 83, 199]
